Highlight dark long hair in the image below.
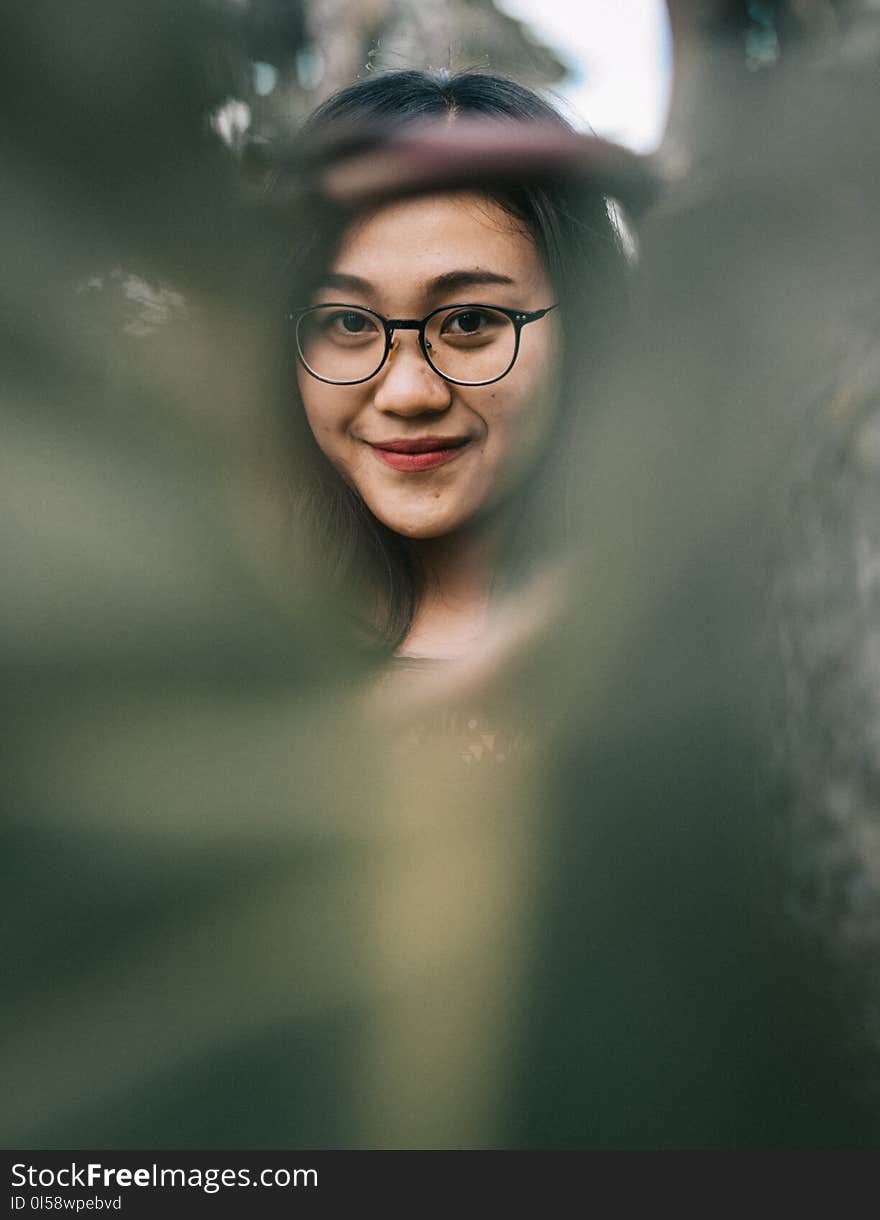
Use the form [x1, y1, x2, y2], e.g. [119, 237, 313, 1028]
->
[276, 69, 628, 657]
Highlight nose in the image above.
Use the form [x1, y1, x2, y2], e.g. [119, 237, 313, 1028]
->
[371, 331, 453, 416]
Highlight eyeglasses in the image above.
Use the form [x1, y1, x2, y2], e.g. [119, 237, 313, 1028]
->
[289, 302, 558, 387]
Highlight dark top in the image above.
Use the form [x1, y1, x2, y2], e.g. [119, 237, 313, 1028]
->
[377, 652, 544, 768]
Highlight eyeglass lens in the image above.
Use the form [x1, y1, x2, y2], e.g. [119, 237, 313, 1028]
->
[297, 306, 518, 384]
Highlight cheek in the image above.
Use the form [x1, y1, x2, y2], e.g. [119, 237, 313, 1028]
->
[298, 377, 349, 450]
[480, 348, 559, 464]
[297, 380, 372, 495]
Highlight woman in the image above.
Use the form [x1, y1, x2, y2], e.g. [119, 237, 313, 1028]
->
[278, 70, 630, 757]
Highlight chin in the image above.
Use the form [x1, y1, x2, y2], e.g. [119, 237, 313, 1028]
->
[374, 505, 474, 540]
[384, 518, 460, 540]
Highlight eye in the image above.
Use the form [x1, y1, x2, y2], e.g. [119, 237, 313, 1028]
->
[327, 309, 379, 336]
[440, 309, 494, 336]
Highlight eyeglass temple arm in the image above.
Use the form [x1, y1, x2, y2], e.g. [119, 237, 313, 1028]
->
[515, 304, 559, 325]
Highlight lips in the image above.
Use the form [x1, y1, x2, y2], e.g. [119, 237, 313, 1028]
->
[369, 437, 471, 454]
[368, 436, 472, 472]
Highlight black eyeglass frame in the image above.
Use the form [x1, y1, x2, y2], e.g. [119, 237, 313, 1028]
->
[289, 301, 559, 387]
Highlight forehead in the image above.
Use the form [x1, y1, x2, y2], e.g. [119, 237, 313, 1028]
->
[330, 190, 546, 294]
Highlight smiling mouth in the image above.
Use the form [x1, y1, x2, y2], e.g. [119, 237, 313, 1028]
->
[370, 437, 471, 454]
[369, 438, 472, 472]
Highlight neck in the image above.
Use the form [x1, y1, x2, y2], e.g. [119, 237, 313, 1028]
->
[397, 519, 502, 660]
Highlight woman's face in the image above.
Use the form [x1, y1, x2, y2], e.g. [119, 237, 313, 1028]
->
[296, 190, 560, 539]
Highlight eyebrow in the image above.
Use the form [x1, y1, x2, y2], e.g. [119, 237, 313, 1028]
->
[317, 269, 517, 297]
